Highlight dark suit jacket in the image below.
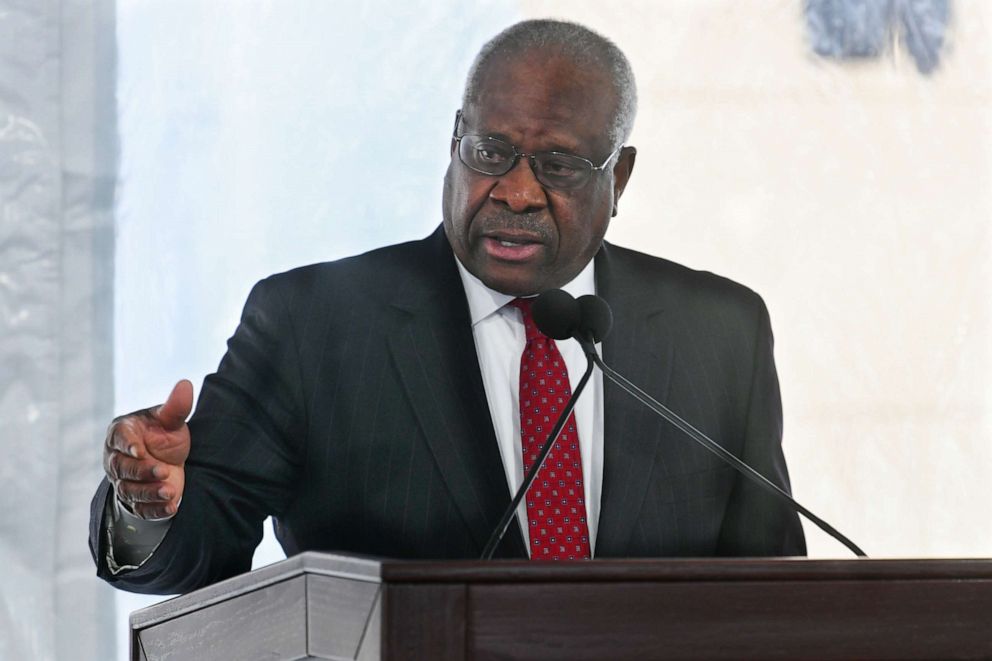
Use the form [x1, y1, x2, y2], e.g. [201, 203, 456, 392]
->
[90, 226, 805, 594]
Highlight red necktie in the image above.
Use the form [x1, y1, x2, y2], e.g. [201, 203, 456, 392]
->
[510, 298, 592, 561]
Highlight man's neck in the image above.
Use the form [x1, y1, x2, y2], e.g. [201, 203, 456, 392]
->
[454, 257, 596, 327]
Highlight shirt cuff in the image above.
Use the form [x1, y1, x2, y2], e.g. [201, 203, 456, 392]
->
[103, 490, 176, 575]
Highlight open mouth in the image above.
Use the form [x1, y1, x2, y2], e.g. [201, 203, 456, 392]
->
[483, 235, 543, 261]
[496, 238, 531, 247]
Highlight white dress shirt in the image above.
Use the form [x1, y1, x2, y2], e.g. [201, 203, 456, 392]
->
[454, 257, 604, 556]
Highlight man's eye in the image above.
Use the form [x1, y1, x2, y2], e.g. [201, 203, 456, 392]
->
[541, 158, 581, 177]
[474, 144, 510, 163]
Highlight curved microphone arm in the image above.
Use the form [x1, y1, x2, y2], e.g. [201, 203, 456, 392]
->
[479, 356, 596, 561]
[577, 335, 868, 559]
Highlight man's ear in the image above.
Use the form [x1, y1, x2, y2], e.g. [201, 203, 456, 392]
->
[611, 146, 637, 217]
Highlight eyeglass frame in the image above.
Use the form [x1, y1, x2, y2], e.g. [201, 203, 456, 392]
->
[451, 109, 623, 191]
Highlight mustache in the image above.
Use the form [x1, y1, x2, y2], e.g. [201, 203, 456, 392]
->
[474, 209, 553, 242]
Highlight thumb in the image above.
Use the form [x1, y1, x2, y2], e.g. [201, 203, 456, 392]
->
[155, 379, 194, 431]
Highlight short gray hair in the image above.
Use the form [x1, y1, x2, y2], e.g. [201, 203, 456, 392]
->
[461, 19, 638, 147]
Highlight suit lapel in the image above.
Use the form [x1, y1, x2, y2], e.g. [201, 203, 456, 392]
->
[594, 243, 676, 557]
[385, 228, 527, 558]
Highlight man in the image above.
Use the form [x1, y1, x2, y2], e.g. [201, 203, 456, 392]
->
[92, 19, 805, 595]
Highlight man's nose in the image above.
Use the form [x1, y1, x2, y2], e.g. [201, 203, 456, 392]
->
[488, 157, 548, 213]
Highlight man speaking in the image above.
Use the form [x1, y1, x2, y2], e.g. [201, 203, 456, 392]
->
[91, 19, 805, 595]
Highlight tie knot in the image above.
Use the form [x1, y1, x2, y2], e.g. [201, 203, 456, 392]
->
[509, 297, 543, 342]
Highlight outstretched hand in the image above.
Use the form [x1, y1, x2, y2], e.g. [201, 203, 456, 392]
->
[104, 380, 193, 519]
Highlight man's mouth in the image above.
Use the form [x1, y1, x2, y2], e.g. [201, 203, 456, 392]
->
[483, 234, 543, 261]
[496, 238, 530, 247]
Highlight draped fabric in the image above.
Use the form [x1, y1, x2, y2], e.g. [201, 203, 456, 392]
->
[0, 1, 117, 658]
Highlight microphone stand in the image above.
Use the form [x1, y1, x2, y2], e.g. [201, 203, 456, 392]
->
[479, 356, 596, 561]
[576, 335, 867, 558]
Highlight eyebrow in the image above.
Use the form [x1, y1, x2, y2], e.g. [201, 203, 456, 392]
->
[475, 132, 590, 159]
[459, 112, 590, 158]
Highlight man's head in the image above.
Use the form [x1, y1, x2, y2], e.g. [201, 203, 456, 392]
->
[442, 20, 638, 296]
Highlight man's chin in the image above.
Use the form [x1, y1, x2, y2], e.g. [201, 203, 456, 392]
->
[476, 266, 548, 297]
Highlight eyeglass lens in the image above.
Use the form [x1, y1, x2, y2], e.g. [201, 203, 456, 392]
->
[457, 135, 596, 190]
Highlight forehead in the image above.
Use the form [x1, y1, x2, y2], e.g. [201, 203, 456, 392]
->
[466, 52, 616, 154]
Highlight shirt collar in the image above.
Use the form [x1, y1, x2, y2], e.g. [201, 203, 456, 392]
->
[454, 253, 597, 327]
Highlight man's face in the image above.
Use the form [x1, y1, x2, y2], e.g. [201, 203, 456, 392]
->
[442, 52, 635, 296]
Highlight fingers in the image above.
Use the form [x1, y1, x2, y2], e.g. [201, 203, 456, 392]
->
[156, 379, 194, 432]
[113, 472, 181, 519]
[105, 449, 177, 505]
[109, 458, 179, 517]
[114, 475, 179, 520]
[105, 397, 191, 467]
[126, 501, 178, 520]
[104, 412, 186, 520]
[104, 448, 169, 482]
[102, 380, 193, 520]
[115, 478, 175, 505]
[107, 449, 184, 519]
[106, 415, 150, 460]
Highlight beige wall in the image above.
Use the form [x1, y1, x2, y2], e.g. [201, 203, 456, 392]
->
[521, 0, 992, 557]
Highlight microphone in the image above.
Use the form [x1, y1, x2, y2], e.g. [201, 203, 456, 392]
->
[575, 294, 612, 342]
[531, 288, 581, 340]
[479, 290, 596, 560]
[551, 291, 866, 559]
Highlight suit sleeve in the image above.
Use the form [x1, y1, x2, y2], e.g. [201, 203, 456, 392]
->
[89, 276, 306, 594]
[716, 297, 807, 556]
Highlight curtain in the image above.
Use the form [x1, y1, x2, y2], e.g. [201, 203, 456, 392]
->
[0, 1, 117, 658]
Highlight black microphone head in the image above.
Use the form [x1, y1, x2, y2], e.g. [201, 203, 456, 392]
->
[576, 294, 613, 342]
[532, 289, 580, 340]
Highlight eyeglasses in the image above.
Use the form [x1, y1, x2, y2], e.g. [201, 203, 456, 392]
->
[452, 110, 622, 191]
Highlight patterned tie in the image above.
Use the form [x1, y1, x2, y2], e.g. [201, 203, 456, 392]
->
[510, 298, 592, 561]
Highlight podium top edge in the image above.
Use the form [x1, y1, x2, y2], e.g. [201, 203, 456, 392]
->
[376, 556, 992, 583]
[130, 552, 384, 628]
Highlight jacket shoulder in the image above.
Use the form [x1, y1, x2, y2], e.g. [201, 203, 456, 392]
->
[602, 242, 768, 318]
[250, 235, 439, 307]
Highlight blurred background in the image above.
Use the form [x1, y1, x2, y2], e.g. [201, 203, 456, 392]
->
[2, 0, 988, 658]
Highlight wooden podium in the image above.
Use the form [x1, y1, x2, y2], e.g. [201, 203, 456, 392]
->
[129, 553, 992, 660]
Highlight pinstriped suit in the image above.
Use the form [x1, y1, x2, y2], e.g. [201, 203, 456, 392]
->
[90, 225, 805, 594]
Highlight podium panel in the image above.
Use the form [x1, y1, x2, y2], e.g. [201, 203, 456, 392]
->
[130, 553, 992, 660]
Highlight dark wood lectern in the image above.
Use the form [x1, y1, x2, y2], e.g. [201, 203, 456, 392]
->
[130, 553, 992, 660]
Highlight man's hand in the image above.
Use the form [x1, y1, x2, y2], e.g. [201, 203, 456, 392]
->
[104, 380, 193, 520]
